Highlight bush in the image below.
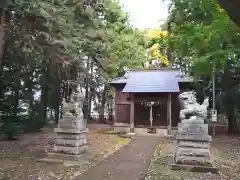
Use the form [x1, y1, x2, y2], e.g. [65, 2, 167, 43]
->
[20, 115, 46, 133]
[31, 115, 46, 131]
[0, 116, 21, 140]
[0, 116, 47, 140]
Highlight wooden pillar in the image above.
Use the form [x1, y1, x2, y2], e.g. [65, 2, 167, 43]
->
[114, 101, 117, 126]
[130, 93, 135, 133]
[167, 93, 172, 134]
[149, 105, 153, 126]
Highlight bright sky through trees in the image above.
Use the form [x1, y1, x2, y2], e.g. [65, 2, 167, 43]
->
[119, 0, 169, 29]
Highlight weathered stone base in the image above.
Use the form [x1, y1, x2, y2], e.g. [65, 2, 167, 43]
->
[171, 163, 219, 174]
[175, 147, 211, 161]
[54, 128, 87, 134]
[58, 115, 85, 129]
[176, 134, 212, 141]
[53, 127, 87, 155]
[37, 152, 97, 167]
[126, 132, 136, 136]
[53, 144, 87, 155]
[175, 156, 212, 166]
[114, 126, 168, 136]
[172, 122, 218, 173]
[38, 125, 89, 166]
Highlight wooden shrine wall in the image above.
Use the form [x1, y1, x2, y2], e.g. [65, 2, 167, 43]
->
[114, 86, 182, 127]
[133, 93, 181, 127]
[114, 85, 131, 124]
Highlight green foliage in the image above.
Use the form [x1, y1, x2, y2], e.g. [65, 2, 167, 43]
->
[167, 0, 240, 133]
[103, 0, 145, 77]
[167, 0, 240, 76]
[0, 0, 145, 138]
[0, 122, 20, 140]
[87, 0, 145, 115]
[0, 116, 21, 140]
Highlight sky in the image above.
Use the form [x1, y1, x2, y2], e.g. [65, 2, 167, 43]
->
[119, 0, 169, 29]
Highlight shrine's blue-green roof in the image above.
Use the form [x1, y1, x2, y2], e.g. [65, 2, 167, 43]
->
[109, 68, 193, 93]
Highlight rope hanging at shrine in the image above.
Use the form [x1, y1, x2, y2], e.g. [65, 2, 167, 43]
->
[139, 100, 164, 107]
[139, 100, 164, 127]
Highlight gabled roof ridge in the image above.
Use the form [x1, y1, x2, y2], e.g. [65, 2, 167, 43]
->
[108, 71, 130, 84]
[129, 68, 181, 72]
[109, 69, 194, 86]
[108, 76, 124, 83]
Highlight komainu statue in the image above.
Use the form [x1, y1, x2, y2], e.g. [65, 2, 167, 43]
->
[171, 91, 218, 173]
[178, 91, 209, 123]
[62, 84, 85, 117]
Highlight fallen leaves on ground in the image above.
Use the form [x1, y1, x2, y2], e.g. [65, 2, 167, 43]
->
[145, 136, 240, 180]
[0, 127, 131, 180]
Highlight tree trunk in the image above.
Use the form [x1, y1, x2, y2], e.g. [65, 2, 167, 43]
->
[59, 68, 66, 120]
[28, 84, 34, 118]
[99, 106, 104, 123]
[26, 70, 34, 118]
[40, 84, 48, 121]
[54, 79, 62, 124]
[55, 97, 60, 123]
[83, 85, 89, 119]
[108, 99, 113, 121]
[99, 85, 107, 123]
[0, 61, 3, 99]
[0, 9, 6, 68]
[223, 57, 239, 134]
[88, 62, 94, 119]
[13, 66, 21, 116]
[50, 109, 53, 119]
[83, 57, 90, 119]
[225, 95, 239, 134]
[13, 84, 19, 116]
[40, 63, 50, 123]
[88, 87, 94, 120]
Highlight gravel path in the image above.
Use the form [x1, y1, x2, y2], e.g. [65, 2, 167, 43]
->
[73, 137, 160, 180]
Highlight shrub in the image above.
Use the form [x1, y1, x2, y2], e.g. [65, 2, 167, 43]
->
[20, 115, 46, 133]
[0, 116, 21, 140]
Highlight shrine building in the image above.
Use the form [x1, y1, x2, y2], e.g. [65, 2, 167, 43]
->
[109, 68, 194, 136]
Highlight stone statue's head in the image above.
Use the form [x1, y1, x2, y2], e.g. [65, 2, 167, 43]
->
[179, 91, 195, 100]
[72, 90, 85, 102]
[179, 92, 188, 100]
[188, 93, 197, 103]
[202, 97, 209, 108]
[179, 91, 197, 105]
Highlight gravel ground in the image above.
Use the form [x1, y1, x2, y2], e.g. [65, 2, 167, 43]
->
[0, 126, 130, 180]
[73, 137, 159, 180]
[145, 136, 240, 180]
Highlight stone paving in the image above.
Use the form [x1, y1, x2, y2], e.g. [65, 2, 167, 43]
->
[73, 137, 160, 180]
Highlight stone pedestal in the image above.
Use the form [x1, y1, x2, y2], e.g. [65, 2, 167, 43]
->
[53, 114, 87, 155]
[36, 80, 91, 165]
[38, 114, 88, 166]
[38, 85, 89, 166]
[53, 128, 87, 155]
[171, 122, 218, 173]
